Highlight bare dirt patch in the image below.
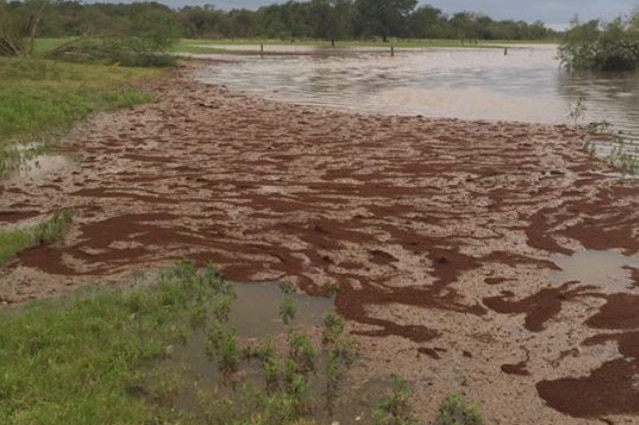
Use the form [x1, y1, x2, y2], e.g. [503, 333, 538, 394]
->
[2, 67, 639, 424]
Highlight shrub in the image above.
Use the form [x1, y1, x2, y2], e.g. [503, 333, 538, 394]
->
[559, 13, 639, 71]
[433, 394, 484, 425]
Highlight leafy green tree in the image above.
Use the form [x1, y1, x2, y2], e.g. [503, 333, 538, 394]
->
[311, 0, 354, 45]
[257, 4, 290, 38]
[227, 9, 259, 38]
[408, 5, 445, 39]
[355, 0, 417, 42]
[179, 6, 227, 38]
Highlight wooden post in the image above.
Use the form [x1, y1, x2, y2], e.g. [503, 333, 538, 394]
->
[391, 45, 395, 57]
[260, 43, 264, 59]
[504, 47, 508, 56]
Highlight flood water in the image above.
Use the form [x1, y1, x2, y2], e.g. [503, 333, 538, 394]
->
[197, 45, 639, 137]
[550, 250, 639, 293]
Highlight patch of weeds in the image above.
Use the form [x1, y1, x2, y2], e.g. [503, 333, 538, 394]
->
[322, 312, 355, 419]
[0, 209, 73, 265]
[279, 280, 297, 294]
[372, 375, 417, 425]
[197, 281, 359, 425]
[33, 209, 73, 245]
[607, 139, 639, 176]
[279, 296, 297, 324]
[433, 393, 484, 425]
[287, 329, 316, 376]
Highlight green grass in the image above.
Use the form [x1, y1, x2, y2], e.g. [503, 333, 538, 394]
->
[173, 37, 558, 54]
[0, 57, 160, 178]
[0, 261, 221, 425]
[0, 210, 73, 265]
[30, 37, 78, 55]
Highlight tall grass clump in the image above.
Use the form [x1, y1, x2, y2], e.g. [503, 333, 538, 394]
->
[0, 209, 73, 265]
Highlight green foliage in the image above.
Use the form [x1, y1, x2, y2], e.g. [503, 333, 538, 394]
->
[287, 329, 316, 376]
[372, 375, 417, 425]
[0, 261, 220, 425]
[356, 0, 417, 42]
[433, 394, 484, 425]
[279, 297, 297, 325]
[5, 1, 557, 44]
[0, 210, 73, 265]
[322, 312, 355, 418]
[559, 12, 639, 71]
[33, 209, 73, 245]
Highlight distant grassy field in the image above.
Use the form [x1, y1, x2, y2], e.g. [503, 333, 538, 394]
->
[173, 37, 558, 53]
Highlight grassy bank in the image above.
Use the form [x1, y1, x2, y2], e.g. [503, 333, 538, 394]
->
[0, 261, 218, 425]
[0, 57, 160, 178]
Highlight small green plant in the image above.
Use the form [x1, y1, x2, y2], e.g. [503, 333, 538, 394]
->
[321, 312, 355, 418]
[434, 394, 484, 425]
[568, 96, 587, 126]
[287, 329, 316, 376]
[206, 319, 240, 376]
[279, 297, 297, 325]
[279, 280, 297, 294]
[327, 282, 341, 296]
[372, 375, 417, 425]
[214, 295, 234, 323]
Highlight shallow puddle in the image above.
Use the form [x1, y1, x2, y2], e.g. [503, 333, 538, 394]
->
[228, 281, 334, 337]
[15, 154, 72, 179]
[153, 281, 395, 423]
[549, 250, 639, 292]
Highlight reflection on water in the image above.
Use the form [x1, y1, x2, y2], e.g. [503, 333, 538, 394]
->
[197, 45, 639, 136]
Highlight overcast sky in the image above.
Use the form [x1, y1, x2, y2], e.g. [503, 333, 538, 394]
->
[169, 0, 636, 29]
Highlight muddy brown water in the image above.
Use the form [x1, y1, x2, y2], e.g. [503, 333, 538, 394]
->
[196, 45, 639, 134]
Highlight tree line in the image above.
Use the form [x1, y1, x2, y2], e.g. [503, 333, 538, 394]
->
[1, 0, 558, 44]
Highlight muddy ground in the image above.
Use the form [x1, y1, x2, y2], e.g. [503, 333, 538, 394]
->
[1, 67, 639, 424]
